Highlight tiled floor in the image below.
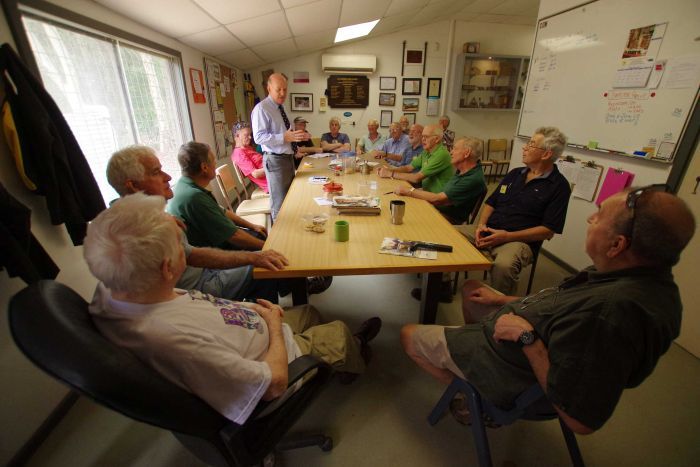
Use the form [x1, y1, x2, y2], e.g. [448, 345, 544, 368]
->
[25, 256, 700, 466]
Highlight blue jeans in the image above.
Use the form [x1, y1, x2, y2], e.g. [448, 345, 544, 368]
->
[195, 266, 279, 303]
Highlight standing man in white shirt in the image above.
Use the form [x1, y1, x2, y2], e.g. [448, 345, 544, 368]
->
[251, 73, 310, 221]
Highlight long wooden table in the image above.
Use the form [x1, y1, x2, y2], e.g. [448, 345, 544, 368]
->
[254, 156, 491, 324]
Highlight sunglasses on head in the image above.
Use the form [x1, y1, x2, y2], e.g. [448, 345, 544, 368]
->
[624, 184, 670, 239]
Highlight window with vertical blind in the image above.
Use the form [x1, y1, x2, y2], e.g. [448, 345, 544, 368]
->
[14, 5, 192, 204]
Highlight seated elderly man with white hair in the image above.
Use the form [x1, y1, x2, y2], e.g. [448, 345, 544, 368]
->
[107, 145, 285, 304]
[84, 193, 382, 424]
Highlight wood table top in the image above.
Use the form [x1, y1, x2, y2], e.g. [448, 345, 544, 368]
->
[254, 156, 491, 279]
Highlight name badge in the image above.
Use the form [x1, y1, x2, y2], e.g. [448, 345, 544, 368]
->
[499, 185, 507, 194]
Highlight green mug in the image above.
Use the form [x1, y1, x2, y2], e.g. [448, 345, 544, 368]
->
[334, 220, 349, 242]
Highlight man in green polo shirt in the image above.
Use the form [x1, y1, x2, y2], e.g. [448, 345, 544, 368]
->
[168, 141, 267, 251]
[377, 124, 452, 193]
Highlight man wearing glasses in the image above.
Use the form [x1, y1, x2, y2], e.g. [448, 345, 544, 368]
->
[401, 186, 695, 434]
[473, 126, 571, 295]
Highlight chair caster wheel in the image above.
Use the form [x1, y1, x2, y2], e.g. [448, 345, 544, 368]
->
[320, 436, 333, 452]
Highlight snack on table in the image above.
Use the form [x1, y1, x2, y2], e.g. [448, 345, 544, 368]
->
[302, 213, 329, 233]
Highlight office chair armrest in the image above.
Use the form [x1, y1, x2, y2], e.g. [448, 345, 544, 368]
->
[288, 354, 333, 387]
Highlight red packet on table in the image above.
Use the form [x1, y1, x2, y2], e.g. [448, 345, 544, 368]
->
[595, 168, 634, 206]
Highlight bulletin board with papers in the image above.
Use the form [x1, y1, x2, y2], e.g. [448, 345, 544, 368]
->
[517, 0, 700, 163]
[204, 58, 244, 159]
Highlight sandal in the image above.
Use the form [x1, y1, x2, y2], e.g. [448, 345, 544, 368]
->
[449, 392, 501, 428]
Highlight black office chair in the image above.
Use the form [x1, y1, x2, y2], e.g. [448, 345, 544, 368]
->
[8, 280, 333, 466]
[428, 377, 584, 467]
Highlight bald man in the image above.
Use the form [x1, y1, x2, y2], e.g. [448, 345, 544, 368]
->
[251, 73, 310, 220]
[402, 187, 695, 434]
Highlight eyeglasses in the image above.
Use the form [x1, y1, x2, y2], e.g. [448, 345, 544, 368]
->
[233, 121, 250, 133]
[524, 140, 546, 151]
[624, 184, 670, 239]
[520, 286, 559, 310]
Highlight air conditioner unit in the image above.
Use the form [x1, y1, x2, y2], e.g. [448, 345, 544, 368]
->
[321, 54, 376, 75]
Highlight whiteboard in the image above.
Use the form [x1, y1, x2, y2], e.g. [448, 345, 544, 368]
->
[517, 0, 700, 162]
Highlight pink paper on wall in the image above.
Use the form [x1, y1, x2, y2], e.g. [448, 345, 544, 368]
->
[595, 168, 635, 206]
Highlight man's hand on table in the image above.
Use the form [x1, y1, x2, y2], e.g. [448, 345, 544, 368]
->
[251, 250, 289, 271]
[378, 167, 393, 178]
[251, 224, 268, 238]
[394, 186, 412, 196]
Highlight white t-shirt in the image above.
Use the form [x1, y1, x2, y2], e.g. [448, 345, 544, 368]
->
[89, 283, 301, 424]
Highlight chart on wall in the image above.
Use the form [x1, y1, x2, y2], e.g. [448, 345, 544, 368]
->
[517, 0, 700, 163]
[204, 58, 244, 159]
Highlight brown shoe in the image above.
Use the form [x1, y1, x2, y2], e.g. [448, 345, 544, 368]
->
[449, 392, 501, 428]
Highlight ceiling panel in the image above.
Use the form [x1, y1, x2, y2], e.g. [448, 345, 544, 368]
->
[295, 29, 337, 51]
[179, 26, 246, 55]
[385, 0, 430, 16]
[225, 10, 291, 46]
[216, 48, 264, 69]
[339, 0, 391, 27]
[193, 0, 281, 24]
[286, 0, 342, 36]
[370, 8, 423, 36]
[461, 0, 509, 13]
[252, 38, 299, 62]
[95, 0, 218, 37]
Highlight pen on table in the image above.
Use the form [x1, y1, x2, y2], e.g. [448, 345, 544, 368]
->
[384, 191, 394, 195]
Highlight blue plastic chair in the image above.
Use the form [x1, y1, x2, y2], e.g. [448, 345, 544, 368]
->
[428, 377, 584, 467]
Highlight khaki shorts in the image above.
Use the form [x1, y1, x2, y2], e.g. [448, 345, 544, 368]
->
[410, 325, 466, 379]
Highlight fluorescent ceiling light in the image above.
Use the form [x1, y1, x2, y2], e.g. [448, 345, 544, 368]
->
[334, 19, 380, 43]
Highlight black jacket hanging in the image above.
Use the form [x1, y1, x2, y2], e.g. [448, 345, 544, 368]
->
[0, 43, 105, 245]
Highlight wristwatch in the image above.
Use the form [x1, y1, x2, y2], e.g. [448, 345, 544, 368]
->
[518, 329, 538, 347]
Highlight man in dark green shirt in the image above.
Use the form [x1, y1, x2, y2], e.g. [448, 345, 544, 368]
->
[393, 136, 486, 224]
[401, 187, 695, 434]
[377, 124, 453, 193]
[167, 142, 267, 251]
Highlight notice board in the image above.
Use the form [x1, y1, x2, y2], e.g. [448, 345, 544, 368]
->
[517, 0, 700, 163]
[204, 58, 244, 159]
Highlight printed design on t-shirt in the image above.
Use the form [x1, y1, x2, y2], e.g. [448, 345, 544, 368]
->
[187, 290, 263, 332]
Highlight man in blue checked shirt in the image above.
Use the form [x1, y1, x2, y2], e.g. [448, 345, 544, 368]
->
[369, 122, 410, 167]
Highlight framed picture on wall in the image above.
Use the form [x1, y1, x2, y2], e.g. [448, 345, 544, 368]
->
[403, 113, 416, 125]
[379, 92, 396, 106]
[290, 93, 313, 111]
[402, 78, 421, 95]
[379, 76, 396, 90]
[402, 97, 419, 112]
[427, 78, 442, 98]
[380, 110, 393, 128]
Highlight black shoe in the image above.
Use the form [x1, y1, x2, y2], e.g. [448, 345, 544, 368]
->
[307, 276, 333, 295]
[337, 371, 359, 385]
[354, 317, 382, 347]
[410, 282, 453, 303]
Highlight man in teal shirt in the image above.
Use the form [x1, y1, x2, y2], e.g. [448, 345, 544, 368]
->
[168, 142, 267, 251]
[377, 124, 452, 193]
